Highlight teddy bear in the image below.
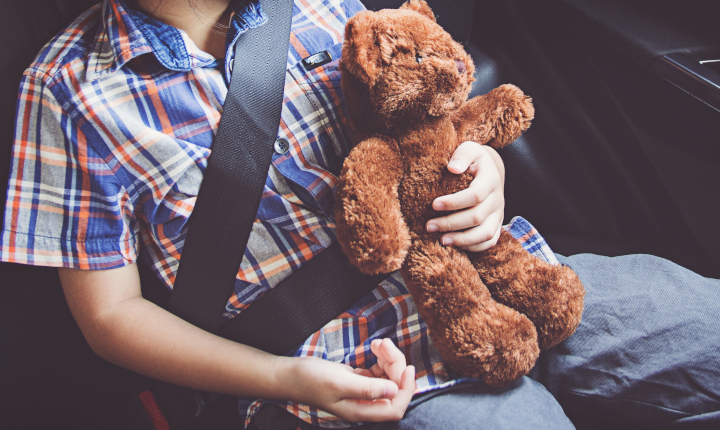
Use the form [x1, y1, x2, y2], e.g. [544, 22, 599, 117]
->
[333, 0, 586, 387]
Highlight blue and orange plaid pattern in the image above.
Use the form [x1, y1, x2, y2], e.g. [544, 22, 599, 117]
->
[0, 0, 560, 428]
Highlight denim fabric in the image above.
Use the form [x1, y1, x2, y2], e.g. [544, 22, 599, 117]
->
[366, 378, 574, 430]
[251, 378, 573, 430]
[254, 253, 720, 429]
[530, 254, 720, 430]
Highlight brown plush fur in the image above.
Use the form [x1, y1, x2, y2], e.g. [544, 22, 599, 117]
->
[334, 0, 585, 387]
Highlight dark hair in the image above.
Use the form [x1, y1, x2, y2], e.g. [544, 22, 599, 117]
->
[31, 0, 102, 44]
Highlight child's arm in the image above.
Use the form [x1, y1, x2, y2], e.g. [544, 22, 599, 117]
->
[59, 264, 415, 422]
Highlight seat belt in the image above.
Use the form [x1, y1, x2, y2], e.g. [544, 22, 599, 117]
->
[168, 0, 385, 356]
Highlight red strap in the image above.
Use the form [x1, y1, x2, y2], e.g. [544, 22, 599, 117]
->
[138, 390, 170, 430]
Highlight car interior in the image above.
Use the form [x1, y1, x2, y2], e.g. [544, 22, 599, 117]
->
[1, 0, 719, 429]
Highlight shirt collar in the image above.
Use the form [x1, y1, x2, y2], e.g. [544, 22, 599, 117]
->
[90, 0, 266, 76]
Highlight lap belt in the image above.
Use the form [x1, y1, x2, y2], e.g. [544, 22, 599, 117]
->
[167, 0, 383, 356]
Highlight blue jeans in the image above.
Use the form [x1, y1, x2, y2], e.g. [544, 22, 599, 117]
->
[254, 254, 720, 429]
[529, 254, 720, 429]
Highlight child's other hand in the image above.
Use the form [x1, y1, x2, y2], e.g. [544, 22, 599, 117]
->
[364, 339, 412, 385]
[426, 141, 506, 252]
[279, 339, 415, 423]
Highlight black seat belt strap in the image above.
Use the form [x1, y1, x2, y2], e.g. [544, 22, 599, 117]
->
[169, 0, 294, 333]
[219, 242, 386, 355]
[168, 0, 384, 355]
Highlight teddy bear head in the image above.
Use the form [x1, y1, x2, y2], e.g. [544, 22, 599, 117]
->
[341, 0, 476, 134]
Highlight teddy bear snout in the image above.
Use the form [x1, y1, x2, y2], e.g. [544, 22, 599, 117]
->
[455, 59, 467, 75]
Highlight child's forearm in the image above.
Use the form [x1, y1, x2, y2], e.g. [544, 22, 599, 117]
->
[60, 264, 289, 398]
[93, 297, 291, 398]
[59, 263, 414, 422]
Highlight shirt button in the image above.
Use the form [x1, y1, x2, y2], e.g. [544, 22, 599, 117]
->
[228, 58, 234, 72]
[274, 138, 290, 154]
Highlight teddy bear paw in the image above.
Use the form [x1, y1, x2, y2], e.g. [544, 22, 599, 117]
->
[486, 84, 535, 148]
[439, 302, 541, 388]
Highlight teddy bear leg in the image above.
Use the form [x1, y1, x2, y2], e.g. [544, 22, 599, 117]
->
[401, 238, 540, 387]
[468, 230, 586, 351]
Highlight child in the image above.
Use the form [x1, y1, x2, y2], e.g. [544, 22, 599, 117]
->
[2, 0, 719, 429]
[2, 0, 516, 425]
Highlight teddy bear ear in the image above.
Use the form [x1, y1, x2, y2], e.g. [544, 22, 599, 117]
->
[342, 11, 382, 87]
[399, 0, 437, 22]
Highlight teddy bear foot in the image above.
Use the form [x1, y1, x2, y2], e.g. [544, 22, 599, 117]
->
[442, 298, 541, 388]
[471, 229, 586, 351]
[402, 239, 540, 387]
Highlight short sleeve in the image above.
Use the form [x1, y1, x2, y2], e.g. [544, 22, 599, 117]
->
[0, 73, 139, 270]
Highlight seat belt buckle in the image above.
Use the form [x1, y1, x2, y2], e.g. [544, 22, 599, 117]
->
[137, 390, 171, 430]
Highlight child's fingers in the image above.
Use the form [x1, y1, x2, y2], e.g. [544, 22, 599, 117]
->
[371, 339, 404, 364]
[458, 221, 503, 253]
[370, 338, 383, 356]
[379, 338, 406, 363]
[334, 366, 415, 423]
[353, 368, 375, 378]
[392, 365, 416, 406]
[369, 363, 386, 378]
[431, 148, 499, 213]
[339, 371, 399, 402]
[447, 141, 483, 174]
[335, 398, 398, 423]
[376, 355, 388, 370]
[370, 339, 389, 371]
[376, 339, 407, 383]
[440, 208, 502, 249]
[373, 351, 391, 380]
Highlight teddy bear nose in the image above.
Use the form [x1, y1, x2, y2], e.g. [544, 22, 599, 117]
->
[455, 59, 466, 75]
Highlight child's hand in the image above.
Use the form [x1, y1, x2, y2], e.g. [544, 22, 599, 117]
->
[279, 339, 416, 423]
[364, 339, 413, 385]
[426, 141, 506, 252]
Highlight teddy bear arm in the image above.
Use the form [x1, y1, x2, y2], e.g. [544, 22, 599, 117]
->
[452, 84, 535, 149]
[334, 136, 411, 275]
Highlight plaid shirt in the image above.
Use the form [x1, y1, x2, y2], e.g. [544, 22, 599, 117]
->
[1, 0, 560, 427]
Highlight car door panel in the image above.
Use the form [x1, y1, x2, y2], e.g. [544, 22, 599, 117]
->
[465, 0, 720, 276]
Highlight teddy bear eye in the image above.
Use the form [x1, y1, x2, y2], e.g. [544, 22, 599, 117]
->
[416, 53, 423, 63]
